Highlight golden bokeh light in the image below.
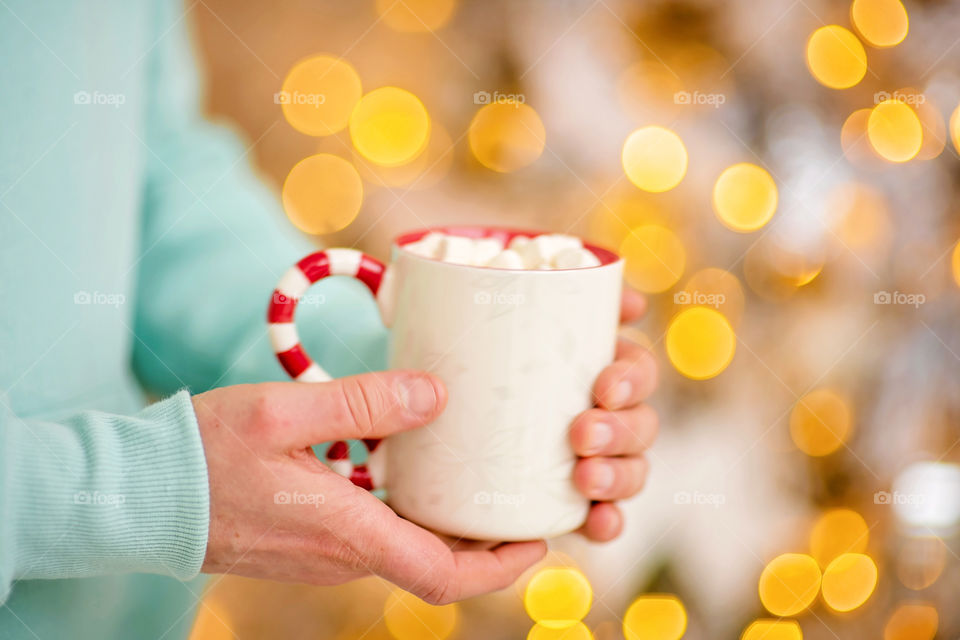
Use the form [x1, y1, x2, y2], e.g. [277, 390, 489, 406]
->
[350, 87, 431, 167]
[281, 154, 364, 234]
[951, 240, 960, 288]
[622, 595, 687, 640]
[523, 567, 593, 629]
[916, 100, 947, 161]
[841, 108, 885, 166]
[666, 307, 736, 380]
[528, 622, 594, 640]
[589, 196, 666, 253]
[375, 0, 457, 32]
[620, 225, 686, 293]
[896, 537, 947, 590]
[384, 588, 458, 640]
[621, 126, 688, 192]
[851, 0, 909, 47]
[758, 553, 821, 617]
[868, 99, 923, 162]
[884, 603, 938, 640]
[805, 25, 868, 89]
[357, 122, 454, 190]
[743, 240, 824, 301]
[280, 55, 362, 136]
[951, 104, 960, 154]
[809, 509, 869, 568]
[468, 101, 546, 173]
[789, 388, 853, 457]
[712, 163, 778, 232]
[740, 620, 802, 640]
[821, 553, 878, 612]
[679, 268, 746, 327]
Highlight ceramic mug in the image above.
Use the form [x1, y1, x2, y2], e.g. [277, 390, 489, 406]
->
[267, 226, 623, 540]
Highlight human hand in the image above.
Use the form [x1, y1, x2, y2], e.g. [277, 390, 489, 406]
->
[570, 287, 659, 541]
[195, 371, 546, 604]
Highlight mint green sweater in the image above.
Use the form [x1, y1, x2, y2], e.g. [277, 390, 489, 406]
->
[0, 1, 386, 637]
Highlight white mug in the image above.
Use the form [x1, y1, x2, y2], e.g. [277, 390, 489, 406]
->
[267, 226, 623, 540]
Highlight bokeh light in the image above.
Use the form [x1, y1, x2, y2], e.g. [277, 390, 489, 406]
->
[841, 108, 885, 166]
[468, 101, 546, 172]
[868, 99, 923, 163]
[758, 553, 821, 617]
[679, 267, 746, 326]
[357, 122, 454, 189]
[280, 55, 362, 136]
[622, 595, 687, 640]
[621, 126, 688, 192]
[523, 567, 593, 629]
[896, 536, 947, 590]
[915, 99, 947, 160]
[620, 225, 686, 293]
[589, 196, 665, 254]
[809, 508, 869, 568]
[884, 603, 938, 640]
[528, 622, 594, 640]
[805, 25, 867, 89]
[281, 154, 364, 234]
[952, 240, 960, 288]
[789, 388, 853, 457]
[821, 553, 878, 612]
[740, 619, 802, 640]
[375, 0, 457, 33]
[383, 588, 458, 640]
[350, 87, 431, 167]
[712, 163, 778, 232]
[666, 307, 736, 380]
[951, 104, 960, 153]
[851, 0, 909, 47]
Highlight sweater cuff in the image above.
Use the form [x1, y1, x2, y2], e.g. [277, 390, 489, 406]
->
[7, 391, 210, 584]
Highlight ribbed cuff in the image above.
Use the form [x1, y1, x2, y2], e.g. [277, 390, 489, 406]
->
[7, 391, 210, 584]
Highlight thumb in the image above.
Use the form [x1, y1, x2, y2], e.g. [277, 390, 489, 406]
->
[267, 370, 447, 447]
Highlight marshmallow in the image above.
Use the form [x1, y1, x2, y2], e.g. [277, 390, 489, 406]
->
[487, 249, 525, 269]
[439, 235, 476, 265]
[400, 232, 599, 270]
[552, 247, 601, 269]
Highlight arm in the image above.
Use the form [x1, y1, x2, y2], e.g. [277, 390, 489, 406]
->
[0, 392, 208, 601]
[131, 0, 386, 395]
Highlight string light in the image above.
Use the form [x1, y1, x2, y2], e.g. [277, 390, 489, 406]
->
[468, 101, 546, 172]
[789, 389, 853, 457]
[523, 567, 593, 629]
[712, 163, 778, 232]
[809, 509, 869, 568]
[375, 0, 457, 32]
[868, 99, 923, 162]
[280, 55, 362, 136]
[282, 154, 364, 234]
[621, 126, 688, 192]
[805, 25, 867, 89]
[528, 622, 595, 640]
[666, 307, 736, 380]
[821, 553, 878, 612]
[758, 553, 821, 616]
[851, 0, 909, 47]
[884, 603, 938, 640]
[740, 620, 802, 640]
[620, 225, 686, 294]
[622, 595, 687, 640]
[384, 588, 459, 640]
[350, 87, 431, 167]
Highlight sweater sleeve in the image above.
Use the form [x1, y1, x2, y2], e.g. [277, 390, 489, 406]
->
[0, 391, 209, 603]
[130, 0, 387, 396]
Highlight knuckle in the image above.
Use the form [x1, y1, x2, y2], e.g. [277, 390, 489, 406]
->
[420, 578, 456, 606]
[249, 385, 283, 433]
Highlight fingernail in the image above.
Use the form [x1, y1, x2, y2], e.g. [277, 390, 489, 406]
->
[590, 463, 616, 495]
[609, 380, 632, 408]
[397, 376, 438, 416]
[585, 422, 613, 454]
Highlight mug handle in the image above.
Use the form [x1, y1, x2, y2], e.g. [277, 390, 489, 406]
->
[266, 248, 388, 491]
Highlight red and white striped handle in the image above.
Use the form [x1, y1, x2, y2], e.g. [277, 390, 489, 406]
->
[267, 248, 387, 491]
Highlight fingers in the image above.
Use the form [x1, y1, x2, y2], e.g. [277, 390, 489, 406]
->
[593, 346, 658, 410]
[620, 287, 647, 324]
[254, 370, 447, 447]
[569, 406, 658, 457]
[578, 502, 624, 542]
[573, 456, 649, 501]
[374, 514, 546, 605]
